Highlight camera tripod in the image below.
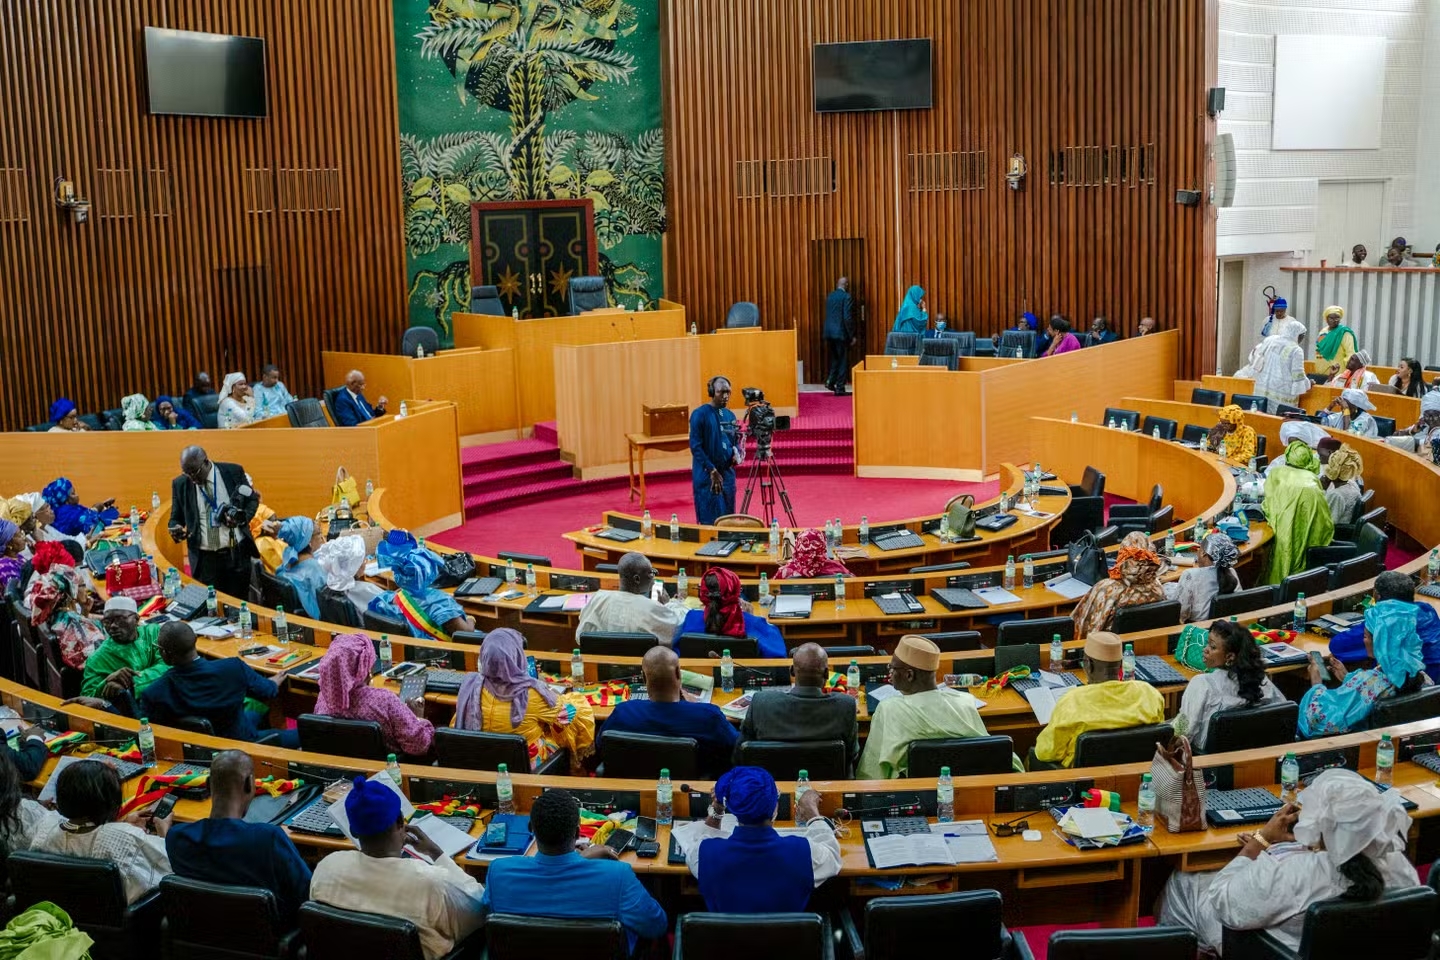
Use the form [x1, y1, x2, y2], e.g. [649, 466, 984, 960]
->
[739, 441, 797, 528]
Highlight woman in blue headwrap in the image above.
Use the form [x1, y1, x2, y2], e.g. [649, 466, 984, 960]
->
[275, 517, 326, 619]
[1300, 600, 1431, 737]
[365, 531, 474, 639]
[670, 765, 842, 914]
[150, 396, 201, 431]
[41, 478, 117, 538]
[46, 398, 87, 433]
[891, 285, 928, 335]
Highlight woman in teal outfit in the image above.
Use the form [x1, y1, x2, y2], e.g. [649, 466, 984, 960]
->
[1300, 600, 1430, 737]
[891, 285, 928, 335]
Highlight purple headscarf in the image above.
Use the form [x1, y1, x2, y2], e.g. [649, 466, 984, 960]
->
[477, 628, 555, 727]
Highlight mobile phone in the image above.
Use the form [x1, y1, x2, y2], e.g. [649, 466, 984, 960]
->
[151, 793, 179, 822]
[634, 816, 657, 842]
[483, 821, 508, 847]
[606, 828, 635, 853]
[383, 662, 424, 680]
[238, 646, 269, 658]
[1310, 651, 1325, 671]
[635, 840, 660, 858]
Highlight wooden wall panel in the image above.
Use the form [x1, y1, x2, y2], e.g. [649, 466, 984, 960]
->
[664, 0, 1218, 381]
[0, 1, 404, 430]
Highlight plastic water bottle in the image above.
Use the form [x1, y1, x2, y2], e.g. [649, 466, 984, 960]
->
[824, 519, 835, 555]
[496, 763, 515, 814]
[1251, 401, 1260, 412]
[137, 718, 156, 766]
[689, 322, 697, 336]
[795, 770, 811, 807]
[1164, 528, 1176, 558]
[834, 518, 842, 545]
[365, 478, 374, 500]
[238, 602, 253, 640]
[759, 572, 770, 599]
[847, 659, 861, 701]
[937, 766, 955, 823]
[416, 343, 426, 359]
[720, 650, 734, 692]
[1050, 633, 1064, 671]
[162, 567, 179, 600]
[1293, 592, 1307, 632]
[1022, 554, 1035, 589]
[1152, 425, 1161, 440]
[273, 605, 288, 643]
[1014, 346, 1023, 359]
[505, 558, 516, 583]
[677, 567, 688, 599]
[1070, 410, 1078, 423]
[386, 753, 402, 786]
[769, 520, 780, 556]
[130, 504, 140, 532]
[398, 400, 408, 419]
[526, 655, 537, 679]
[670, 512, 680, 543]
[891, 356, 898, 369]
[1280, 752, 1300, 803]
[642, 510, 653, 539]
[1122, 642, 1136, 680]
[1218, 438, 1228, 459]
[1376, 734, 1395, 786]
[939, 513, 951, 541]
[151, 490, 161, 512]
[1003, 555, 1015, 590]
[378, 634, 392, 673]
[1193, 516, 1205, 544]
[1429, 549, 1440, 584]
[1136, 774, 1156, 828]
[525, 563, 536, 593]
[571, 648, 584, 684]
[337, 497, 351, 521]
[1107, 416, 1116, 429]
[1247, 457, 1257, 476]
[834, 574, 845, 611]
[858, 515, 869, 546]
[657, 769, 674, 824]
[511, 306, 520, 321]
[206, 586, 217, 617]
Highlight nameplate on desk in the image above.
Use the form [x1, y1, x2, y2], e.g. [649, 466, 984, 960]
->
[776, 582, 836, 601]
[842, 791, 932, 819]
[550, 573, 599, 592]
[541, 786, 642, 816]
[864, 579, 919, 598]
[605, 515, 643, 533]
[948, 573, 999, 590]
[1279, 746, 1360, 783]
[1399, 730, 1440, 760]
[409, 777, 498, 807]
[994, 779, 1094, 813]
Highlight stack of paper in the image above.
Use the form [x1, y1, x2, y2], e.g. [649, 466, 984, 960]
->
[1043, 574, 1092, 599]
[1056, 808, 1128, 844]
[973, 586, 1022, 606]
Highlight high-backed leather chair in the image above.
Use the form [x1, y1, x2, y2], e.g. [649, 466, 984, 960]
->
[469, 284, 505, 316]
[907, 736, 1016, 777]
[725, 302, 760, 328]
[297, 901, 481, 960]
[285, 398, 329, 428]
[1072, 723, 1174, 767]
[8, 850, 164, 958]
[1203, 702, 1298, 754]
[296, 714, 388, 760]
[401, 326, 439, 358]
[483, 914, 626, 960]
[159, 875, 300, 960]
[599, 730, 699, 780]
[839, 890, 1033, 960]
[675, 912, 833, 960]
[1050, 927, 1197, 960]
[568, 276, 608, 314]
[432, 727, 569, 776]
[735, 740, 847, 781]
[1221, 887, 1437, 960]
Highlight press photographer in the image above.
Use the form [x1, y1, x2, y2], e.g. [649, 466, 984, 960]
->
[168, 445, 261, 598]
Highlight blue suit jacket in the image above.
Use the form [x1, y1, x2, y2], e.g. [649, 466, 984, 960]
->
[332, 389, 378, 427]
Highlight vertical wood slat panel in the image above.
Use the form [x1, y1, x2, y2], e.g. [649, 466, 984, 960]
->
[663, 0, 1216, 380]
[0, 0, 403, 429]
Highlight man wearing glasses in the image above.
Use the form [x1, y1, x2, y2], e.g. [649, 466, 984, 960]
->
[168, 446, 260, 599]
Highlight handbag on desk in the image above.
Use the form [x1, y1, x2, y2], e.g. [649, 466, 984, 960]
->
[104, 558, 161, 600]
[332, 466, 361, 507]
[1068, 532, 1106, 585]
[946, 495, 977, 540]
[432, 551, 478, 589]
[1151, 735, 1206, 833]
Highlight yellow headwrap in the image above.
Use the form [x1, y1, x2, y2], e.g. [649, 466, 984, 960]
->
[1323, 305, 1344, 320]
[0, 498, 32, 526]
[1218, 404, 1246, 426]
[1323, 445, 1363, 484]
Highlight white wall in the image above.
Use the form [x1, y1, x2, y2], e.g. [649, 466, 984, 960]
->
[1216, 0, 1430, 260]
[1413, 1, 1440, 251]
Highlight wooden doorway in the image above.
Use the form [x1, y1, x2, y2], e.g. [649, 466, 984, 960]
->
[809, 239, 867, 385]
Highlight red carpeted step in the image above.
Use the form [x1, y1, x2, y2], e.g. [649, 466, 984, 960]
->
[465, 461, 575, 494]
[533, 421, 559, 445]
[463, 437, 558, 471]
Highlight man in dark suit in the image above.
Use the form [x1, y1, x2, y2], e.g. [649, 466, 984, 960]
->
[1089, 316, 1121, 346]
[332, 369, 388, 426]
[734, 643, 858, 772]
[822, 277, 854, 396]
[168, 445, 259, 599]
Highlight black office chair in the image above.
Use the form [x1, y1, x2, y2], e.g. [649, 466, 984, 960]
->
[159, 875, 300, 960]
[1050, 927, 1197, 960]
[884, 332, 918, 356]
[675, 912, 833, 960]
[286, 398, 329, 428]
[171, 715, 216, 736]
[8, 850, 164, 958]
[317, 588, 364, 629]
[1147, 483, 1164, 513]
[736, 740, 847, 781]
[400, 325, 440, 358]
[433, 727, 569, 776]
[1221, 887, 1437, 960]
[1111, 599, 1182, 634]
[1231, 393, 1267, 413]
[1329, 553, 1380, 590]
[939, 330, 976, 356]
[996, 617, 1074, 648]
[838, 890, 1032, 960]
[1069, 466, 1106, 499]
[1142, 416, 1178, 441]
[823, 645, 877, 658]
[567, 276, 608, 314]
[1101, 407, 1141, 431]
[100, 407, 125, 431]
[297, 714, 388, 761]
[362, 607, 411, 635]
[321, 387, 346, 427]
[1307, 522, 1386, 569]
[297, 901, 481, 960]
[1072, 723, 1174, 767]
[578, 631, 655, 657]
[483, 914, 626, 960]
[1209, 585, 1279, 619]
[1280, 567, 1330, 603]
[907, 736, 1016, 777]
[187, 393, 220, 429]
[1051, 496, 1106, 548]
[1181, 423, 1209, 444]
[919, 337, 959, 370]
[677, 633, 758, 658]
[1203, 702, 1298, 754]
[256, 567, 303, 615]
[998, 329, 1034, 359]
[598, 730, 699, 780]
[1190, 387, 1226, 407]
[915, 631, 983, 652]
[496, 550, 551, 567]
[725, 302, 760, 328]
[1373, 416, 1396, 438]
[1274, 402, 1306, 417]
[1368, 686, 1440, 728]
[469, 284, 505, 316]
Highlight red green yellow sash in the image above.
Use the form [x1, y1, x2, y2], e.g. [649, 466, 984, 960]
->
[395, 590, 448, 643]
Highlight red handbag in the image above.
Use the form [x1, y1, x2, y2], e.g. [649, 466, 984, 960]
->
[105, 559, 161, 599]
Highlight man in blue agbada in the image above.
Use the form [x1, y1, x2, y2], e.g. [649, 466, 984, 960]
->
[366, 530, 475, 639]
[671, 766, 841, 913]
[689, 376, 740, 525]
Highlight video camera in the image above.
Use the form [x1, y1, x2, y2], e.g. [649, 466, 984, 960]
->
[741, 387, 790, 459]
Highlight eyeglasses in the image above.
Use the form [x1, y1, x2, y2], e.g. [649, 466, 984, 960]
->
[989, 812, 1031, 837]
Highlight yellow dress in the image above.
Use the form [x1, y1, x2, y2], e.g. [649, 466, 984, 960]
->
[478, 689, 595, 775]
[1033, 681, 1166, 767]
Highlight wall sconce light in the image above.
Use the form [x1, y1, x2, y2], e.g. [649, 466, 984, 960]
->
[1006, 154, 1027, 191]
[53, 176, 90, 223]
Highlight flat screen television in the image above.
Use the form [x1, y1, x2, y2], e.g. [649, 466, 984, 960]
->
[813, 39, 932, 113]
[144, 26, 267, 119]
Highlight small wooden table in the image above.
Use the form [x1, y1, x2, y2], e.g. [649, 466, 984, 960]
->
[626, 431, 690, 508]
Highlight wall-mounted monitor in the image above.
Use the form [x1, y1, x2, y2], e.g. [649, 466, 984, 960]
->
[813, 39, 932, 113]
[144, 26, 268, 119]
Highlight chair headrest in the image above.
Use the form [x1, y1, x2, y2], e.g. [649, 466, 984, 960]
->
[570, 276, 605, 293]
[471, 285, 500, 298]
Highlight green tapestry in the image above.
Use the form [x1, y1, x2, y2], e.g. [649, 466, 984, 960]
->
[394, 0, 664, 339]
